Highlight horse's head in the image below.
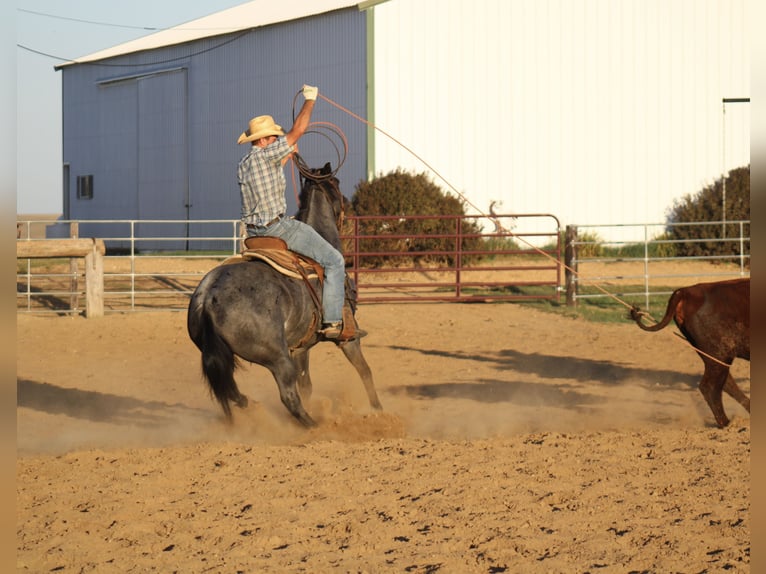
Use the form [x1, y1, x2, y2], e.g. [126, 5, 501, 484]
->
[296, 162, 347, 248]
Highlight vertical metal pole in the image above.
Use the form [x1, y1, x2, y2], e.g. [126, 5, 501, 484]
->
[721, 98, 750, 240]
[455, 216, 461, 299]
[130, 220, 136, 310]
[564, 225, 577, 307]
[722, 100, 726, 238]
[643, 224, 649, 311]
[739, 221, 745, 276]
[352, 217, 360, 288]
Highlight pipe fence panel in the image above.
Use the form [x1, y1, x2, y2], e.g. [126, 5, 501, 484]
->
[344, 213, 561, 303]
[17, 217, 748, 315]
[563, 221, 750, 311]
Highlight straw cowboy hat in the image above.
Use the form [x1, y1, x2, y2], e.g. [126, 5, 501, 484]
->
[237, 115, 285, 144]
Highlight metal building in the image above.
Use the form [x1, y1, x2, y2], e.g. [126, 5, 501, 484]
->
[54, 0, 749, 247]
[53, 0, 372, 248]
[372, 0, 750, 243]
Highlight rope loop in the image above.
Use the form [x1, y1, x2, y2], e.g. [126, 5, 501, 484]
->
[291, 91, 348, 182]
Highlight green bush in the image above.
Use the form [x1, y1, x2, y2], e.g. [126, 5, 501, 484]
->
[665, 165, 750, 259]
[548, 230, 604, 258]
[350, 169, 484, 267]
[611, 232, 677, 258]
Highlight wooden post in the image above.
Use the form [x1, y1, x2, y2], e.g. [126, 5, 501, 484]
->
[84, 242, 104, 318]
[17, 239, 106, 318]
[69, 222, 79, 311]
[565, 225, 578, 307]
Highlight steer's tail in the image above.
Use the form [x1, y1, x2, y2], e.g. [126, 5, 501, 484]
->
[187, 291, 243, 422]
[629, 288, 683, 332]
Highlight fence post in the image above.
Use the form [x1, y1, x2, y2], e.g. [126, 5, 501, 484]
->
[69, 222, 80, 311]
[84, 240, 104, 318]
[565, 225, 577, 307]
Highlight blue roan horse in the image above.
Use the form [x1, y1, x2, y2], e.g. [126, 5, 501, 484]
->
[187, 164, 382, 427]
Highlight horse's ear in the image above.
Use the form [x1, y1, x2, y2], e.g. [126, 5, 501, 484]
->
[322, 162, 332, 175]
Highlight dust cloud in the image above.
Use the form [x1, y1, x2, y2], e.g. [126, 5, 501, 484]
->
[16, 305, 751, 455]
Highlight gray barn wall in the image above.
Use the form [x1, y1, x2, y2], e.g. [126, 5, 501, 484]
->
[56, 8, 367, 250]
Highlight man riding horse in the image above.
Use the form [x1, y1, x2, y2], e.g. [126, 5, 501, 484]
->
[236, 84, 356, 341]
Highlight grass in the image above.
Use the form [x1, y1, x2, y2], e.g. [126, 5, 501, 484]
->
[453, 283, 675, 324]
[448, 281, 677, 324]
[516, 284, 677, 324]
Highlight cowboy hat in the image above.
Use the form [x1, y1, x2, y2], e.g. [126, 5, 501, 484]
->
[237, 115, 285, 144]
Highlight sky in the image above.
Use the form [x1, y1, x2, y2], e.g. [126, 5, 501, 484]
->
[15, 0, 251, 215]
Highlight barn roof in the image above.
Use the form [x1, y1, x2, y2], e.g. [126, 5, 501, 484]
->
[55, 0, 382, 69]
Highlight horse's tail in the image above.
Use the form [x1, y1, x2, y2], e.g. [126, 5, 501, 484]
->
[629, 288, 682, 332]
[187, 293, 242, 421]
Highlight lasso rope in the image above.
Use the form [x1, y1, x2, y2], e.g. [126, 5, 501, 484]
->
[316, 92, 634, 311]
[286, 91, 349, 205]
[298, 90, 735, 366]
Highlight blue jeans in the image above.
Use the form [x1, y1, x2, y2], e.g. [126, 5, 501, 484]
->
[247, 217, 345, 324]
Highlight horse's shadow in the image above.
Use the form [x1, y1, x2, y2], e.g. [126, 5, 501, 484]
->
[385, 345, 700, 408]
[17, 379, 208, 426]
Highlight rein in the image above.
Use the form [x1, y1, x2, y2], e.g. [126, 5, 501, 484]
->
[321, 176, 346, 232]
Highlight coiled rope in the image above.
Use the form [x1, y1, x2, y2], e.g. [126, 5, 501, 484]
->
[287, 92, 348, 197]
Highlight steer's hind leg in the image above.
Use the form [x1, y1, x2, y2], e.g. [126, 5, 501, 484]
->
[698, 361, 732, 428]
[722, 372, 750, 413]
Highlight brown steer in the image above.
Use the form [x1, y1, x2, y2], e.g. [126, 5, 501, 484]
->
[630, 277, 750, 427]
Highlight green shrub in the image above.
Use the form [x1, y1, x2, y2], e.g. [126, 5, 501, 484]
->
[612, 233, 677, 258]
[548, 230, 604, 259]
[665, 165, 750, 260]
[350, 169, 484, 267]
[481, 235, 522, 254]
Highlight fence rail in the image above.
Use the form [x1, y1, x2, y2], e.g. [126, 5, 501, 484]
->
[564, 221, 750, 311]
[16, 217, 748, 316]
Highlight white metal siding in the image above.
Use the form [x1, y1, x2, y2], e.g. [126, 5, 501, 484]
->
[372, 0, 750, 241]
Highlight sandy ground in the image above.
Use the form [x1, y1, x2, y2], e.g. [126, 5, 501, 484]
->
[16, 296, 750, 572]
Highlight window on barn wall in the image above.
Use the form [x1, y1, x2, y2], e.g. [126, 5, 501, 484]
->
[77, 175, 93, 200]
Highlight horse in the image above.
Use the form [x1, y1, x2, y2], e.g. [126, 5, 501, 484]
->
[187, 163, 382, 427]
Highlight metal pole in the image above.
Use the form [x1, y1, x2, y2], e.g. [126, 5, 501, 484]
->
[721, 98, 750, 240]
[722, 100, 726, 238]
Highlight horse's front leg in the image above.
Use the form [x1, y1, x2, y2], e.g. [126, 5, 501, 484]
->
[271, 354, 316, 427]
[338, 339, 383, 410]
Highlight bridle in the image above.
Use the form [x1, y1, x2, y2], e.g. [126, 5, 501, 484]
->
[298, 164, 346, 233]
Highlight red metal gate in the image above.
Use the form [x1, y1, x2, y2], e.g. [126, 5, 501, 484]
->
[343, 213, 562, 303]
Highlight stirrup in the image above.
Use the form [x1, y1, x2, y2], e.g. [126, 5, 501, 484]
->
[319, 321, 366, 342]
[319, 321, 343, 339]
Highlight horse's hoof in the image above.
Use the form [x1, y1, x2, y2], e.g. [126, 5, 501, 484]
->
[299, 414, 318, 428]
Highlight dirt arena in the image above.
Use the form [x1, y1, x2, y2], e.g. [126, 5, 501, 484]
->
[17, 293, 750, 572]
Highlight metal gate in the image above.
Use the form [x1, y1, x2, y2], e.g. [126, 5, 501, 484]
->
[17, 213, 562, 314]
[344, 213, 562, 303]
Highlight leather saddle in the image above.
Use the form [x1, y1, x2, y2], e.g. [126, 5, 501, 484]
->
[222, 236, 361, 343]
[224, 236, 325, 283]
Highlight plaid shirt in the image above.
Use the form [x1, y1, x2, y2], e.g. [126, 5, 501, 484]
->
[237, 136, 295, 226]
